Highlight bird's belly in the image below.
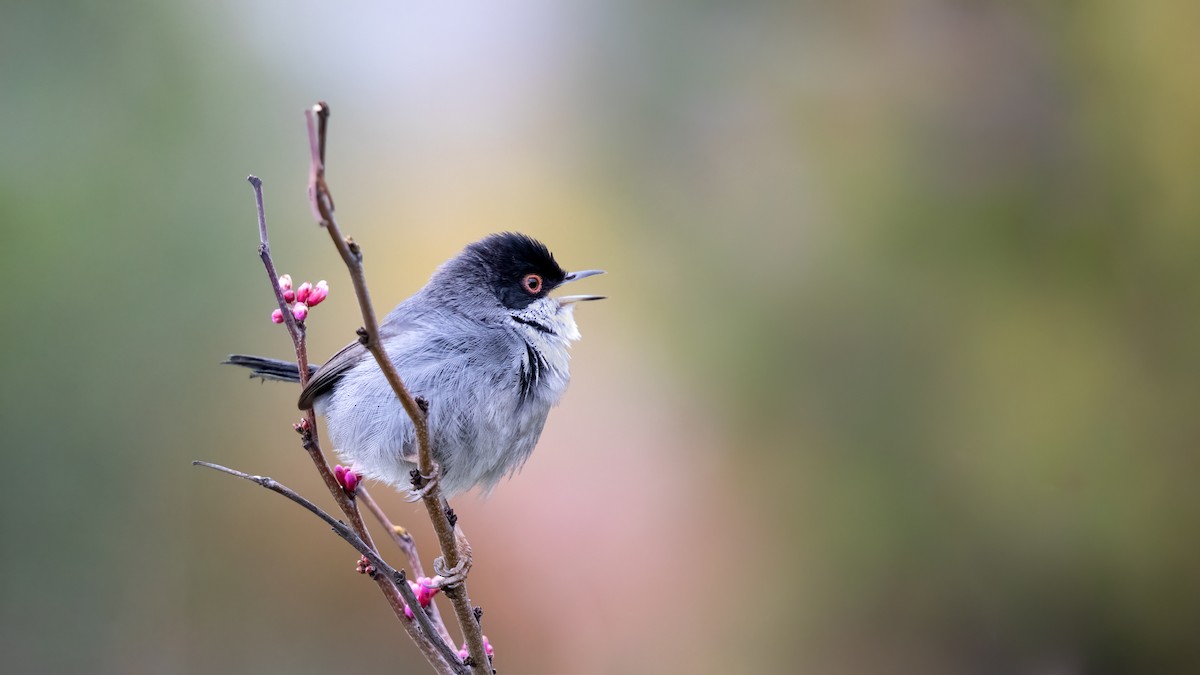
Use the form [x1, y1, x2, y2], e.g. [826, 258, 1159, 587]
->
[320, 371, 564, 497]
[428, 390, 556, 495]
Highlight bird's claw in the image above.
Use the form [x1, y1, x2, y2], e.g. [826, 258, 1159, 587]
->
[432, 555, 472, 588]
[405, 465, 441, 503]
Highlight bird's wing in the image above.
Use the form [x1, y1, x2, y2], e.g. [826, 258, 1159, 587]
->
[296, 316, 422, 410]
[297, 339, 367, 410]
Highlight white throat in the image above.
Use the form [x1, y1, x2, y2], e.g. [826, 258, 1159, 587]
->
[511, 299, 581, 374]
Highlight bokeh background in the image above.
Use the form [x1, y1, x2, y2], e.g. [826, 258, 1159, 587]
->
[3, 1, 1200, 673]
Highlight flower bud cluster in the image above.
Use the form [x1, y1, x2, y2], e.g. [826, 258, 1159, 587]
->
[270, 274, 329, 323]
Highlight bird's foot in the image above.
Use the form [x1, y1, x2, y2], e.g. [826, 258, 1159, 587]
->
[432, 526, 473, 588]
[405, 465, 441, 503]
[432, 554, 472, 588]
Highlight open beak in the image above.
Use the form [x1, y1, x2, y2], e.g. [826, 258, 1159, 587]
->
[557, 269, 606, 306]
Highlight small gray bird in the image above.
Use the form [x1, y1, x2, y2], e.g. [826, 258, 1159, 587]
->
[227, 232, 604, 496]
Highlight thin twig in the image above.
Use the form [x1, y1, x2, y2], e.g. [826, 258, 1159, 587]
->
[249, 175, 306, 366]
[360, 487, 456, 648]
[304, 102, 491, 674]
[248, 176, 375, 551]
[192, 462, 465, 673]
[358, 487, 426, 578]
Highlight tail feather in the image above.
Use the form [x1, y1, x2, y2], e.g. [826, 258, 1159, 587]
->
[224, 354, 317, 384]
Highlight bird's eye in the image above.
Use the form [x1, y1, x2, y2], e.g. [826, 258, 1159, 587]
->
[522, 273, 543, 295]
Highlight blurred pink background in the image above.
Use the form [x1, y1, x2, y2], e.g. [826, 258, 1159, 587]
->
[3, 1, 1200, 673]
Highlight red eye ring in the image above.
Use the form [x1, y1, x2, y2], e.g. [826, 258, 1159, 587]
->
[522, 273, 543, 295]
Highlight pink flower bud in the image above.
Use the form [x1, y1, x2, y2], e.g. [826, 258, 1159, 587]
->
[278, 274, 292, 291]
[458, 648, 469, 663]
[307, 280, 329, 307]
[271, 308, 284, 324]
[291, 302, 309, 322]
[483, 635, 493, 656]
[333, 464, 359, 492]
[296, 282, 313, 304]
[416, 577, 440, 607]
[404, 604, 414, 619]
[282, 288, 296, 303]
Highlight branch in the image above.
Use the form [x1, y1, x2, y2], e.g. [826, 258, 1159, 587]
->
[360, 487, 456, 648]
[304, 102, 491, 674]
[192, 462, 465, 673]
[238, 176, 461, 671]
[248, 176, 361, 537]
[303, 107, 435, 483]
[249, 175, 307, 368]
[359, 487, 426, 577]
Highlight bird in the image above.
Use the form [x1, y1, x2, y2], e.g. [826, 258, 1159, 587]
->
[226, 232, 604, 498]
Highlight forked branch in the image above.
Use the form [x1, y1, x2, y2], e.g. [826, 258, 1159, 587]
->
[194, 174, 465, 673]
[193, 462, 465, 673]
[304, 102, 490, 673]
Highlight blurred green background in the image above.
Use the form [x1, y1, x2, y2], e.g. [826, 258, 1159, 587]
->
[3, 1, 1200, 673]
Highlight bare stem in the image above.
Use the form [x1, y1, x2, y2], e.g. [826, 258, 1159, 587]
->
[360, 487, 456, 648]
[304, 102, 491, 674]
[248, 176, 375, 550]
[359, 487, 425, 578]
[249, 175, 306, 363]
[192, 462, 465, 673]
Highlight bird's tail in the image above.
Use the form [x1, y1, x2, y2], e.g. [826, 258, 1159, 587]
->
[224, 354, 318, 384]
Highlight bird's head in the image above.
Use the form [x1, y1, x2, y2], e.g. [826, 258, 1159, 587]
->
[429, 232, 604, 338]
